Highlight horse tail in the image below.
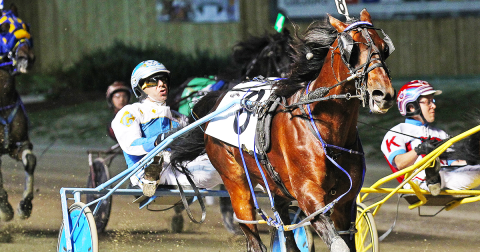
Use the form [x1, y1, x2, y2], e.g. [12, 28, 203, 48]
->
[447, 131, 480, 165]
[169, 90, 224, 169]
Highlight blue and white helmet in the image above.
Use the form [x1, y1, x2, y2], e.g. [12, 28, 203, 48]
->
[130, 60, 170, 98]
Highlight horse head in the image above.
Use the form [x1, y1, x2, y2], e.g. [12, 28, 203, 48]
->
[0, 4, 35, 75]
[328, 9, 395, 114]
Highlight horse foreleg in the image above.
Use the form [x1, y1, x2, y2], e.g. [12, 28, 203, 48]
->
[274, 196, 300, 252]
[331, 199, 356, 251]
[219, 184, 242, 235]
[223, 178, 267, 252]
[0, 160, 14, 222]
[311, 211, 350, 252]
[18, 149, 36, 219]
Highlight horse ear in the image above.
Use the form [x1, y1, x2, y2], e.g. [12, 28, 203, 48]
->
[360, 9, 372, 23]
[328, 14, 347, 33]
[10, 4, 19, 17]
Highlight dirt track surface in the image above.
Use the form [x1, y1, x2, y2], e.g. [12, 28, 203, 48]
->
[1, 144, 480, 251]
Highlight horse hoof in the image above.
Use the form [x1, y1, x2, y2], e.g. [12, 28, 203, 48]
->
[221, 212, 242, 235]
[17, 199, 33, 219]
[171, 213, 184, 233]
[0, 201, 14, 222]
[330, 237, 350, 252]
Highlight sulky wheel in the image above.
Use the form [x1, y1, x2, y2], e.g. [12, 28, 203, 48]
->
[57, 202, 98, 252]
[269, 206, 314, 252]
[86, 158, 112, 233]
[355, 202, 379, 252]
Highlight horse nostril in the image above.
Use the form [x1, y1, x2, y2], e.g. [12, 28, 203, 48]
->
[371, 90, 385, 101]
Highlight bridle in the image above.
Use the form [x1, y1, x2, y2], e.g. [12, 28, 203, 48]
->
[287, 21, 394, 109]
[243, 35, 291, 79]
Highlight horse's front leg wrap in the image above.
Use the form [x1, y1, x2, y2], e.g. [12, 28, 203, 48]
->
[311, 213, 350, 252]
[18, 149, 36, 219]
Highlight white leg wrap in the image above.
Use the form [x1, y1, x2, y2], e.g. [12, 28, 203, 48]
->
[22, 149, 33, 167]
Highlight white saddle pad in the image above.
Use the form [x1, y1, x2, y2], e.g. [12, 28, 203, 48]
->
[205, 79, 277, 152]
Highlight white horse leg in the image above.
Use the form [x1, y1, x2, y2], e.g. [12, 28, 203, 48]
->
[0, 159, 14, 222]
[17, 149, 36, 219]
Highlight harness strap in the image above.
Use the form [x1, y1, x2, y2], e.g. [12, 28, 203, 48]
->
[0, 98, 22, 149]
[173, 166, 207, 224]
[253, 93, 296, 199]
[287, 72, 361, 108]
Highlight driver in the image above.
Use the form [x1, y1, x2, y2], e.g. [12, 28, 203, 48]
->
[106, 81, 131, 141]
[111, 60, 223, 197]
[381, 80, 480, 196]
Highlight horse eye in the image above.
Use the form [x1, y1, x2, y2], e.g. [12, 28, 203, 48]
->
[383, 44, 390, 60]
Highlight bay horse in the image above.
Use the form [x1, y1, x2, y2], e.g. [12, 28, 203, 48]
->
[0, 4, 36, 222]
[171, 9, 395, 251]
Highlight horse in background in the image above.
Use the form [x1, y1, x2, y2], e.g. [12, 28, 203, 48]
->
[170, 9, 395, 251]
[0, 3, 36, 222]
[231, 28, 292, 80]
[169, 28, 293, 114]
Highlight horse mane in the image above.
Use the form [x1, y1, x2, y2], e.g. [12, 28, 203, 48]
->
[215, 33, 275, 81]
[274, 18, 339, 97]
[220, 29, 292, 79]
[232, 32, 275, 66]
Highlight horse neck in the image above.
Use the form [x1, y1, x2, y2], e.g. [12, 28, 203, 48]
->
[0, 69, 17, 105]
[289, 57, 361, 145]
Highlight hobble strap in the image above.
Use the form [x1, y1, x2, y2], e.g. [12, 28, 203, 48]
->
[173, 166, 206, 224]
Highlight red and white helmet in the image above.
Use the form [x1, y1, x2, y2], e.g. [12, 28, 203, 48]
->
[397, 80, 442, 116]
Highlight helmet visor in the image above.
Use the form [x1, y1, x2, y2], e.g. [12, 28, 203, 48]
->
[141, 75, 169, 90]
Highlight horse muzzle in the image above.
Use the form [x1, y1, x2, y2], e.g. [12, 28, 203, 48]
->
[368, 88, 395, 114]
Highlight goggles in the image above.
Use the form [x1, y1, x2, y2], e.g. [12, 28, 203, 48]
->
[418, 98, 435, 106]
[141, 75, 168, 90]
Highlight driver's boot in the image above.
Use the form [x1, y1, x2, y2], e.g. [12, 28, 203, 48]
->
[142, 155, 164, 197]
[425, 157, 442, 196]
